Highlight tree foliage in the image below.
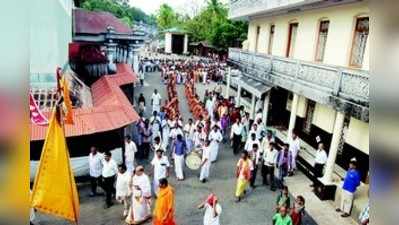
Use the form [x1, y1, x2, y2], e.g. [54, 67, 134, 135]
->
[79, 0, 155, 26]
[155, 0, 247, 50]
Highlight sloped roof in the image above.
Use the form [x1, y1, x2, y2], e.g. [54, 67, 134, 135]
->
[30, 64, 139, 141]
[73, 8, 133, 35]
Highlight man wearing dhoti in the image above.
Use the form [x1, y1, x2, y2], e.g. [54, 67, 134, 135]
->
[125, 135, 138, 174]
[183, 118, 195, 153]
[151, 149, 170, 196]
[199, 140, 212, 183]
[153, 178, 176, 225]
[235, 151, 253, 202]
[208, 125, 223, 163]
[151, 89, 162, 114]
[161, 114, 171, 152]
[126, 166, 152, 225]
[287, 131, 300, 176]
[172, 134, 187, 181]
[197, 193, 222, 225]
[116, 164, 131, 217]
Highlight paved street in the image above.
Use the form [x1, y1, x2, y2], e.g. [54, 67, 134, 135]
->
[35, 71, 317, 225]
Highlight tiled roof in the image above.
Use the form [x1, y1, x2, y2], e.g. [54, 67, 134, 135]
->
[30, 64, 139, 141]
[73, 8, 133, 35]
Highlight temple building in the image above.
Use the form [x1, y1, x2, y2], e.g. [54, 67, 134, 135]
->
[163, 27, 189, 54]
[227, 0, 369, 219]
[29, 0, 142, 179]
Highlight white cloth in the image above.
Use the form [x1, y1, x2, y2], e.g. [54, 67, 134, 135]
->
[151, 93, 162, 106]
[161, 119, 170, 150]
[209, 130, 223, 162]
[203, 203, 222, 225]
[89, 152, 103, 178]
[174, 154, 185, 179]
[314, 149, 328, 165]
[116, 172, 131, 198]
[231, 123, 243, 136]
[288, 137, 300, 170]
[340, 189, 354, 214]
[200, 146, 211, 180]
[169, 127, 183, 139]
[102, 159, 118, 178]
[125, 141, 137, 173]
[127, 174, 151, 224]
[263, 147, 278, 166]
[244, 138, 260, 152]
[151, 155, 170, 194]
[184, 123, 195, 140]
[132, 174, 151, 197]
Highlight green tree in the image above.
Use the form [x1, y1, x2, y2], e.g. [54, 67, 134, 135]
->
[156, 4, 180, 31]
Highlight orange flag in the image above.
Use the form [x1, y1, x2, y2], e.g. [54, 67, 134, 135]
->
[60, 76, 74, 124]
[30, 108, 79, 222]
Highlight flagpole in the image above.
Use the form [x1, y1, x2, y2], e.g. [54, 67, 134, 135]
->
[56, 67, 79, 225]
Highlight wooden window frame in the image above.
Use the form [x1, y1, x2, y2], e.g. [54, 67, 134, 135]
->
[349, 16, 369, 68]
[286, 22, 299, 58]
[268, 24, 275, 55]
[314, 19, 330, 62]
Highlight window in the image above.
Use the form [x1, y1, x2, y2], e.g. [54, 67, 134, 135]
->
[268, 25, 275, 54]
[303, 100, 316, 134]
[315, 20, 330, 62]
[286, 23, 299, 58]
[350, 17, 369, 67]
[255, 26, 261, 52]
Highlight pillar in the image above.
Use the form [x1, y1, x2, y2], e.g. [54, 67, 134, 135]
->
[225, 67, 231, 98]
[183, 34, 188, 54]
[320, 111, 346, 184]
[288, 93, 299, 139]
[128, 45, 134, 66]
[133, 48, 140, 73]
[236, 85, 242, 106]
[262, 92, 270, 125]
[105, 42, 117, 73]
[250, 95, 256, 119]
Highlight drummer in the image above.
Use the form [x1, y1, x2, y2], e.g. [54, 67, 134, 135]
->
[200, 140, 212, 183]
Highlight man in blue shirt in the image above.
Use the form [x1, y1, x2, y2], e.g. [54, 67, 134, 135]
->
[336, 158, 361, 217]
[173, 134, 187, 181]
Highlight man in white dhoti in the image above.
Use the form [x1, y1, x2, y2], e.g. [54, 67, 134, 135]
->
[173, 134, 187, 181]
[197, 193, 222, 225]
[88, 146, 103, 197]
[126, 166, 152, 225]
[161, 115, 171, 152]
[288, 132, 300, 176]
[150, 111, 162, 142]
[209, 125, 223, 162]
[151, 149, 170, 196]
[200, 140, 212, 183]
[125, 136, 137, 174]
[205, 97, 214, 119]
[116, 164, 131, 217]
[151, 89, 162, 113]
[184, 118, 195, 153]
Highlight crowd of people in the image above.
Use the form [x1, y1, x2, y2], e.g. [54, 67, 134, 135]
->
[85, 54, 368, 225]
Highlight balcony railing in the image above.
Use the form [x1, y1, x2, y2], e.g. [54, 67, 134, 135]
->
[229, 0, 316, 19]
[228, 48, 369, 106]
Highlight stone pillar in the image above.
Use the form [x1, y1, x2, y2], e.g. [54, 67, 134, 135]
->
[262, 92, 270, 125]
[165, 33, 172, 54]
[320, 111, 346, 184]
[236, 85, 242, 106]
[133, 48, 140, 73]
[105, 42, 117, 73]
[183, 34, 188, 54]
[250, 95, 256, 119]
[128, 45, 134, 66]
[288, 93, 299, 139]
[225, 67, 231, 98]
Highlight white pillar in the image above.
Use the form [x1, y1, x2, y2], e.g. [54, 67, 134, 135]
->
[250, 95, 256, 119]
[262, 92, 270, 125]
[183, 34, 188, 54]
[320, 111, 346, 184]
[225, 67, 231, 98]
[236, 85, 242, 106]
[133, 49, 139, 73]
[288, 93, 299, 139]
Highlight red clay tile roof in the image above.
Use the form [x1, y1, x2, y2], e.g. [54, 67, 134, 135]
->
[30, 64, 139, 141]
[73, 8, 133, 35]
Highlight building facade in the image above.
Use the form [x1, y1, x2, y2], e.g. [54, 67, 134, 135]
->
[227, 0, 369, 207]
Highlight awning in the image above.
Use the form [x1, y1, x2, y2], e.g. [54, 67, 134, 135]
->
[236, 75, 273, 98]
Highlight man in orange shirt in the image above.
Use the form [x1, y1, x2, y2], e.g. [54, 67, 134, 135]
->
[153, 178, 176, 225]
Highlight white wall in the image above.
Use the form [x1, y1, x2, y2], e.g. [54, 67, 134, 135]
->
[345, 117, 369, 154]
[247, 2, 370, 70]
[30, 0, 73, 75]
[165, 33, 172, 53]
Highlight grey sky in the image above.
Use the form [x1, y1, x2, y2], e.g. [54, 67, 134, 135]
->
[128, 0, 227, 16]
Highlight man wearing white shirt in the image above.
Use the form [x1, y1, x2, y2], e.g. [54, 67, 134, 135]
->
[288, 132, 300, 176]
[209, 126, 223, 162]
[198, 194, 222, 225]
[102, 151, 118, 208]
[125, 135, 137, 174]
[244, 133, 260, 153]
[88, 146, 103, 197]
[200, 140, 212, 183]
[151, 89, 162, 113]
[151, 149, 170, 196]
[184, 118, 196, 153]
[230, 118, 243, 155]
[313, 142, 328, 185]
[261, 142, 278, 191]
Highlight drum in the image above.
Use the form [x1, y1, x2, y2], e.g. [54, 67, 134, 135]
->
[185, 151, 202, 170]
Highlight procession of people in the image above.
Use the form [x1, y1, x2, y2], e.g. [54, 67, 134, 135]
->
[84, 54, 366, 225]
